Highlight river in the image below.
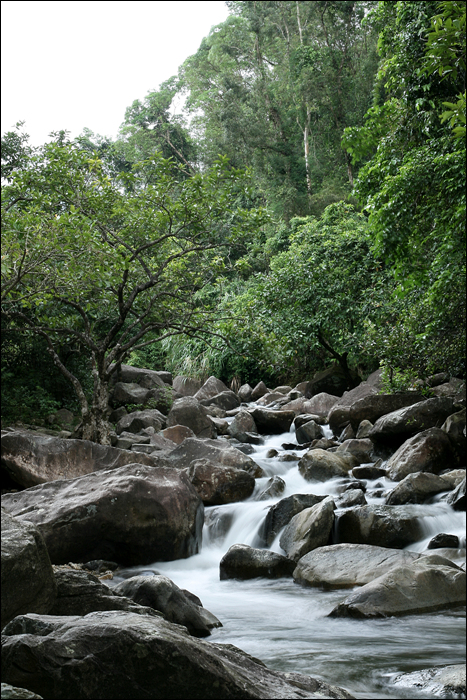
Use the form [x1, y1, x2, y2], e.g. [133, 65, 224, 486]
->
[110, 420, 466, 699]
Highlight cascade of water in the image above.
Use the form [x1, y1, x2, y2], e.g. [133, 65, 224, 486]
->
[112, 411, 466, 700]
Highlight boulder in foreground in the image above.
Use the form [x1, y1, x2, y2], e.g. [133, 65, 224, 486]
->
[1, 464, 203, 566]
[391, 664, 466, 699]
[1, 611, 355, 699]
[220, 544, 295, 580]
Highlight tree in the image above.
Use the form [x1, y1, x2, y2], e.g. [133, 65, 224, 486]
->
[2, 134, 266, 443]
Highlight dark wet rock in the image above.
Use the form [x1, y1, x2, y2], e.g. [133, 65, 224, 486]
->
[447, 477, 466, 511]
[209, 416, 229, 435]
[305, 364, 355, 398]
[336, 489, 367, 508]
[328, 384, 379, 434]
[294, 414, 327, 430]
[391, 664, 466, 699]
[338, 424, 356, 442]
[166, 397, 216, 439]
[385, 428, 456, 482]
[116, 408, 167, 435]
[266, 448, 278, 458]
[1, 610, 355, 700]
[335, 504, 424, 549]
[369, 397, 455, 444]
[278, 453, 299, 462]
[227, 410, 259, 443]
[427, 533, 460, 549]
[255, 475, 286, 501]
[431, 378, 466, 399]
[112, 574, 216, 637]
[1, 430, 167, 489]
[200, 390, 241, 412]
[48, 569, 158, 618]
[110, 364, 170, 387]
[310, 438, 340, 451]
[257, 391, 290, 407]
[1, 464, 203, 566]
[166, 437, 263, 477]
[220, 544, 295, 580]
[1, 509, 57, 629]
[296, 420, 324, 444]
[260, 494, 327, 547]
[293, 544, 422, 588]
[442, 408, 467, 460]
[279, 498, 336, 562]
[329, 555, 465, 618]
[347, 392, 425, 432]
[298, 449, 357, 482]
[204, 507, 235, 544]
[351, 464, 387, 480]
[248, 408, 295, 435]
[336, 439, 374, 465]
[300, 393, 340, 417]
[183, 459, 255, 505]
[385, 472, 451, 505]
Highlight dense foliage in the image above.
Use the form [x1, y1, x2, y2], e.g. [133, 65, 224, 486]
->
[2, 1, 465, 438]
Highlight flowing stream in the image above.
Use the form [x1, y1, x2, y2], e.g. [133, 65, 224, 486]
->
[111, 418, 466, 699]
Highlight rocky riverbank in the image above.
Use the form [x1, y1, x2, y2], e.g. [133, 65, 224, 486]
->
[1, 366, 466, 699]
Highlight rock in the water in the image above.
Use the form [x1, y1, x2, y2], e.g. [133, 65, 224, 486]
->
[295, 420, 324, 444]
[335, 504, 424, 548]
[166, 437, 263, 477]
[1, 610, 355, 699]
[369, 397, 455, 444]
[112, 575, 214, 637]
[248, 407, 295, 435]
[259, 494, 327, 547]
[115, 408, 166, 435]
[336, 489, 367, 508]
[385, 471, 451, 505]
[301, 393, 340, 418]
[328, 555, 465, 618]
[1, 464, 203, 566]
[298, 449, 357, 482]
[238, 383, 253, 402]
[447, 477, 466, 511]
[220, 544, 295, 580]
[427, 533, 460, 549]
[328, 384, 379, 434]
[336, 439, 374, 465]
[351, 464, 387, 480]
[250, 380, 269, 401]
[183, 459, 255, 505]
[1, 509, 57, 629]
[194, 376, 230, 401]
[255, 475, 286, 501]
[279, 498, 336, 562]
[227, 410, 260, 443]
[385, 428, 456, 482]
[391, 664, 466, 698]
[441, 408, 466, 460]
[166, 396, 216, 438]
[293, 544, 421, 588]
[1, 430, 167, 489]
[200, 390, 241, 411]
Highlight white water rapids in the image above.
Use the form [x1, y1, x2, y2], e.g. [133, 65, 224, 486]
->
[111, 421, 466, 699]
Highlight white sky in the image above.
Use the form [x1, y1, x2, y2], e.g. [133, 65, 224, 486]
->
[1, 0, 230, 146]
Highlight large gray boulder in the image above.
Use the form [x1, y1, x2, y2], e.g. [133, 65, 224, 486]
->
[166, 437, 263, 477]
[385, 472, 452, 505]
[279, 498, 336, 562]
[115, 408, 166, 435]
[369, 397, 455, 443]
[335, 439, 374, 465]
[112, 575, 214, 637]
[298, 449, 357, 482]
[248, 407, 295, 435]
[293, 544, 422, 589]
[250, 380, 269, 401]
[110, 364, 170, 387]
[238, 383, 253, 402]
[1, 509, 57, 629]
[1, 464, 203, 566]
[300, 393, 340, 418]
[328, 384, 379, 434]
[166, 396, 216, 438]
[385, 428, 456, 482]
[295, 420, 324, 444]
[1, 430, 167, 489]
[193, 376, 230, 401]
[447, 477, 466, 510]
[442, 408, 467, 460]
[329, 555, 465, 618]
[183, 459, 255, 505]
[200, 390, 241, 411]
[219, 544, 295, 580]
[347, 392, 424, 432]
[391, 664, 466, 698]
[259, 494, 327, 547]
[1, 611, 355, 700]
[335, 505, 424, 548]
